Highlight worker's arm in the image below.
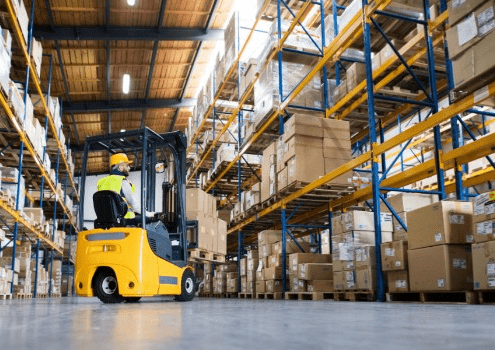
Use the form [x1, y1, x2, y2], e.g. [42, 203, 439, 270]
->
[121, 179, 154, 217]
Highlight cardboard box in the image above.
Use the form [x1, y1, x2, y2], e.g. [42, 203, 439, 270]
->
[277, 167, 288, 190]
[448, 0, 486, 26]
[472, 241, 495, 289]
[473, 190, 495, 216]
[333, 80, 347, 102]
[247, 258, 259, 272]
[256, 270, 264, 281]
[346, 62, 367, 92]
[381, 193, 435, 213]
[307, 280, 334, 292]
[264, 267, 283, 280]
[324, 157, 352, 185]
[474, 219, 495, 243]
[256, 280, 266, 293]
[335, 211, 393, 233]
[446, 0, 495, 59]
[240, 259, 247, 276]
[355, 266, 376, 291]
[322, 118, 350, 139]
[283, 113, 323, 142]
[265, 279, 284, 293]
[247, 249, 259, 260]
[392, 212, 408, 241]
[261, 244, 272, 258]
[345, 270, 356, 290]
[323, 137, 352, 151]
[333, 271, 346, 291]
[267, 254, 288, 268]
[381, 240, 408, 271]
[285, 135, 323, 163]
[272, 240, 312, 255]
[387, 270, 410, 293]
[407, 201, 474, 250]
[298, 263, 333, 280]
[289, 253, 332, 273]
[261, 142, 276, 202]
[354, 246, 376, 269]
[408, 245, 473, 291]
[380, 39, 404, 63]
[258, 230, 282, 245]
[287, 153, 325, 184]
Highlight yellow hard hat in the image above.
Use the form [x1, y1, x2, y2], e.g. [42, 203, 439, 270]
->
[110, 153, 132, 167]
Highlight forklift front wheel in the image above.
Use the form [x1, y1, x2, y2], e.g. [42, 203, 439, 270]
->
[94, 270, 124, 304]
[175, 269, 196, 302]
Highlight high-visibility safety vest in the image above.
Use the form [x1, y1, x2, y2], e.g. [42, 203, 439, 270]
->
[97, 175, 136, 219]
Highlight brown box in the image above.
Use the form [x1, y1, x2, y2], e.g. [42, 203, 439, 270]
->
[392, 212, 408, 241]
[408, 245, 473, 291]
[272, 240, 312, 255]
[298, 263, 333, 281]
[323, 158, 352, 186]
[265, 279, 284, 293]
[226, 279, 239, 293]
[346, 62, 367, 92]
[264, 266, 283, 280]
[260, 243, 272, 258]
[333, 271, 346, 291]
[240, 258, 247, 276]
[258, 230, 282, 245]
[246, 270, 256, 283]
[472, 241, 495, 290]
[226, 272, 238, 280]
[289, 253, 332, 273]
[387, 270, 410, 293]
[256, 270, 264, 281]
[354, 246, 376, 269]
[307, 280, 334, 292]
[267, 254, 288, 268]
[256, 280, 266, 293]
[345, 270, 356, 290]
[381, 240, 408, 271]
[287, 154, 325, 184]
[261, 142, 276, 202]
[474, 219, 495, 244]
[296, 279, 307, 292]
[285, 135, 323, 163]
[247, 258, 259, 272]
[333, 80, 347, 102]
[355, 267, 376, 291]
[407, 201, 474, 250]
[322, 118, 350, 139]
[448, 0, 486, 26]
[283, 113, 323, 142]
[380, 39, 404, 63]
[247, 249, 259, 260]
[323, 137, 351, 151]
[381, 193, 435, 214]
[277, 167, 288, 190]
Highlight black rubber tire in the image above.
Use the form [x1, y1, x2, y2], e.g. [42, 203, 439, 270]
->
[124, 297, 141, 303]
[94, 270, 124, 304]
[175, 269, 196, 302]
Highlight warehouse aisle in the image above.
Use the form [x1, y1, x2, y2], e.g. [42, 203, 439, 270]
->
[0, 298, 493, 349]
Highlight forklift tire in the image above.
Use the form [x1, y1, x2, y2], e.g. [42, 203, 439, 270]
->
[94, 270, 125, 304]
[124, 297, 141, 303]
[175, 269, 196, 302]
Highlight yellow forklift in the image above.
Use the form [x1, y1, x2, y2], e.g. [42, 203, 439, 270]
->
[75, 128, 195, 303]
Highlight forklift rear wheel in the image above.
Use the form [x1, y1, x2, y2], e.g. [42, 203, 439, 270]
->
[95, 270, 124, 304]
[175, 269, 196, 302]
[124, 297, 141, 303]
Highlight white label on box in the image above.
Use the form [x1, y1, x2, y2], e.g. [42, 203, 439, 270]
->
[300, 264, 306, 272]
[453, 259, 467, 269]
[484, 221, 493, 234]
[395, 261, 402, 267]
[466, 235, 474, 243]
[477, 6, 494, 26]
[487, 263, 495, 276]
[437, 279, 445, 288]
[457, 14, 478, 46]
[385, 248, 395, 257]
[435, 233, 443, 242]
[346, 261, 354, 269]
[395, 280, 407, 289]
[478, 222, 486, 235]
[489, 278, 495, 287]
[474, 86, 490, 104]
[346, 281, 354, 288]
[292, 263, 297, 272]
[346, 271, 354, 281]
[452, 0, 465, 9]
[486, 203, 495, 215]
[479, 19, 495, 36]
[449, 214, 465, 224]
[308, 285, 314, 292]
[300, 271, 306, 278]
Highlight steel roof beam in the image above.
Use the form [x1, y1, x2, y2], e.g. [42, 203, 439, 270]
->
[33, 26, 224, 41]
[63, 99, 197, 113]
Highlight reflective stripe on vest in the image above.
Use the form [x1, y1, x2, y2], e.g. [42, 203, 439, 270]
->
[97, 175, 136, 218]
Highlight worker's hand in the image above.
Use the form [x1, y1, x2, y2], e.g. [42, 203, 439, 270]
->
[145, 211, 156, 218]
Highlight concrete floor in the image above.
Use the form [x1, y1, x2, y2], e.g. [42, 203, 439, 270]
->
[0, 297, 494, 349]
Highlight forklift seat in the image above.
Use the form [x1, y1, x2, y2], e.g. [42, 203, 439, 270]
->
[93, 190, 128, 229]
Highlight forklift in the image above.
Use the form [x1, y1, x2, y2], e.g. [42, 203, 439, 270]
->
[75, 128, 195, 303]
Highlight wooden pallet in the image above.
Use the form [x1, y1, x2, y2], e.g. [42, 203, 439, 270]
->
[256, 292, 283, 300]
[285, 292, 334, 301]
[188, 248, 226, 263]
[333, 290, 376, 302]
[478, 291, 495, 304]
[51, 293, 62, 298]
[14, 293, 32, 299]
[35, 293, 48, 298]
[386, 291, 478, 304]
[238, 293, 254, 299]
[0, 293, 12, 300]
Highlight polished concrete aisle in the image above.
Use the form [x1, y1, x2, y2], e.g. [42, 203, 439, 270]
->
[0, 297, 494, 349]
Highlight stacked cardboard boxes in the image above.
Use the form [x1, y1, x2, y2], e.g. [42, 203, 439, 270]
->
[1, 241, 31, 294]
[186, 188, 228, 255]
[50, 260, 62, 294]
[332, 211, 393, 291]
[290, 253, 333, 293]
[31, 261, 49, 295]
[447, 0, 495, 90]
[472, 190, 495, 290]
[407, 201, 474, 291]
[380, 193, 436, 292]
[245, 249, 258, 293]
[212, 264, 237, 294]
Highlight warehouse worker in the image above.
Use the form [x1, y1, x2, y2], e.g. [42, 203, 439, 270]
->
[97, 153, 154, 222]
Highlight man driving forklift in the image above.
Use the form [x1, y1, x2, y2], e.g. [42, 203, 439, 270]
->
[97, 153, 155, 223]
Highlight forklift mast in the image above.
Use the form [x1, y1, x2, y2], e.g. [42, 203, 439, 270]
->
[78, 128, 188, 266]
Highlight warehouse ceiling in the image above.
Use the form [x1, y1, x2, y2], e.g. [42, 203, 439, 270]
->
[30, 0, 234, 174]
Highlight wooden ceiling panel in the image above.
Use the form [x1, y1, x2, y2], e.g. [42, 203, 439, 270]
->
[163, 0, 213, 28]
[110, 0, 162, 27]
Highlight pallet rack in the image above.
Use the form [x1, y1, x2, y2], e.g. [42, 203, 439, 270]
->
[186, 0, 495, 302]
[0, 0, 78, 297]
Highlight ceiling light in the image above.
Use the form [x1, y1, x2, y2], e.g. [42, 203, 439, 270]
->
[127, 0, 136, 6]
[120, 129, 126, 132]
[122, 74, 130, 94]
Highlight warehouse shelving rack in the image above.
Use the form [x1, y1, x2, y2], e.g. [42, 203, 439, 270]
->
[186, 0, 495, 301]
[0, 0, 78, 297]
